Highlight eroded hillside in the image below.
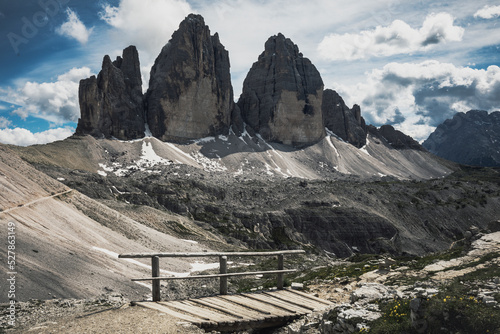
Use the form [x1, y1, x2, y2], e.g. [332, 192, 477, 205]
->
[10, 134, 500, 258]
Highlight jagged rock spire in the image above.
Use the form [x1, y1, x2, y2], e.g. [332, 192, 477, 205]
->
[322, 89, 367, 148]
[237, 33, 325, 146]
[145, 14, 235, 142]
[76, 45, 145, 140]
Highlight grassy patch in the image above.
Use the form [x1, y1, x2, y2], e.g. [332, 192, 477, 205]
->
[368, 299, 412, 334]
[291, 259, 379, 285]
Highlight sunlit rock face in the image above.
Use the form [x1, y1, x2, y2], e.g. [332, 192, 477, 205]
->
[238, 33, 325, 146]
[146, 14, 235, 142]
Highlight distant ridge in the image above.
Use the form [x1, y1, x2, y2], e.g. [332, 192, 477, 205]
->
[423, 110, 500, 167]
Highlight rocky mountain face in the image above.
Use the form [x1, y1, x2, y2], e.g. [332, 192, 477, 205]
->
[74, 14, 432, 153]
[423, 110, 500, 167]
[370, 125, 424, 150]
[322, 89, 367, 148]
[237, 33, 325, 146]
[145, 14, 234, 142]
[76, 46, 145, 140]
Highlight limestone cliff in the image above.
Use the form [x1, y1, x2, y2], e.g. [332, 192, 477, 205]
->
[322, 89, 367, 148]
[237, 33, 325, 146]
[76, 46, 145, 140]
[145, 14, 234, 142]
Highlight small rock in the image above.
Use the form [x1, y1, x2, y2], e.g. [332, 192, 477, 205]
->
[291, 283, 304, 290]
[485, 300, 498, 307]
[482, 295, 495, 303]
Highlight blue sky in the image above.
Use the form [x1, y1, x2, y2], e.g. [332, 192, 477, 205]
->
[1, 0, 499, 146]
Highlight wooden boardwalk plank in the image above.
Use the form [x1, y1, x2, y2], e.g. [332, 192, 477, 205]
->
[134, 290, 332, 332]
[284, 288, 333, 305]
[194, 298, 266, 321]
[219, 295, 293, 317]
[162, 300, 239, 324]
[267, 290, 331, 310]
[262, 291, 318, 311]
[244, 293, 311, 314]
[134, 302, 210, 326]
[178, 300, 241, 324]
[214, 296, 272, 315]
[190, 299, 250, 320]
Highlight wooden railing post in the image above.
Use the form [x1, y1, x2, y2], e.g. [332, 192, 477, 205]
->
[152, 256, 161, 301]
[220, 255, 228, 295]
[277, 254, 284, 290]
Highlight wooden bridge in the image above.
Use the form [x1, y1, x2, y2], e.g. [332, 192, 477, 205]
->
[119, 250, 333, 332]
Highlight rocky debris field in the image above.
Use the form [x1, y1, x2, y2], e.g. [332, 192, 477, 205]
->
[37, 156, 500, 258]
[275, 230, 500, 334]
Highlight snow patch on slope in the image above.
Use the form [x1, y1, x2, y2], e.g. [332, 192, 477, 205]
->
[138, 141, 172, 168]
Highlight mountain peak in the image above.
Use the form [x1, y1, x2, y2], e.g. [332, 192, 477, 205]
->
[423, 110, 500, 166]
[76, 45, 145, 140]
[237, 33, 324, 146]
[145, 13, 234, 142]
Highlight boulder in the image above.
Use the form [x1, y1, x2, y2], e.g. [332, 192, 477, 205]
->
[76, 46, 145, 140]
[322, 89, 367, 148]
[237, 33, 325, 146]
[146, 14, 234, 142]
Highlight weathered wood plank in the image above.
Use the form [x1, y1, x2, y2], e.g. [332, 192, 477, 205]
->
[219, 295, 292, 317]
[262, 291, 318, 311]
[176, 300, 240, 324]
[134, 302, 210, 326]
[194, 297, 266, 321]
[259, 292, 322, 313]
[131, 269, 296, 281]
[191, 299, 260, 321]
[273, 290, 333, 309]
[119, 250, 305, 259]
[283, 288, 333, 305]
[156, 302, 212, 321]
[134, 289, 333, 332]
[215, 296, 271, 315]
[243, 293, 310, 314]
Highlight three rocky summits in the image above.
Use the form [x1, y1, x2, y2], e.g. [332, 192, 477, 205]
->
[76, 13, 406, 148]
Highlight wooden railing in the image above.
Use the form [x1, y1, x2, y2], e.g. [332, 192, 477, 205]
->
[119, 250, 305, 301]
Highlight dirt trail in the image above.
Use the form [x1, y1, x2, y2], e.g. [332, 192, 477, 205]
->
[1, 190, 73, 214]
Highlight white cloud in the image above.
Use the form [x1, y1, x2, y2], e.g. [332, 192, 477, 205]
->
[0, 127, 75, 146]
[97, 0, 390, 95]
[56, 8, 94, 45]
[318, 13, 464, 61]
[0, 67, 93, 124]
[474, 5, 500, 19]
[99, 0, 191, 62]
[336, 61, 500, 142]
[0, 117, 11, 129]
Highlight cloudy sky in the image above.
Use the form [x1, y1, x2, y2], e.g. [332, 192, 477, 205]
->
[1, 0, 499, 146]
